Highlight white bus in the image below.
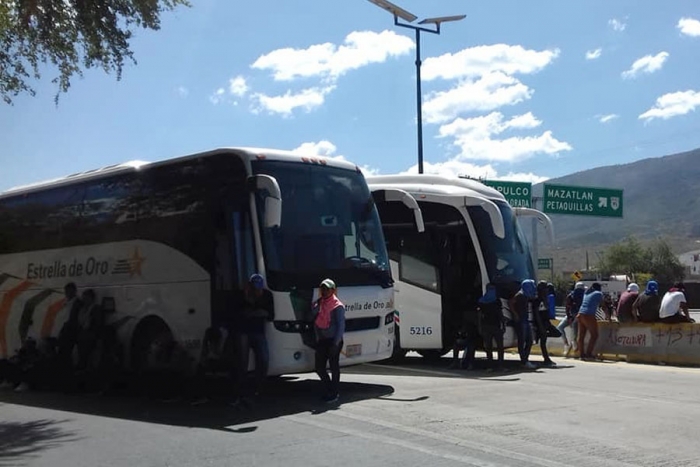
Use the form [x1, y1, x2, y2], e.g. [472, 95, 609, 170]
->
[368, 174, 553, 359]
[0, 148, 398, 375]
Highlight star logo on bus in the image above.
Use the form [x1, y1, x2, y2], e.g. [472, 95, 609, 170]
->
[128, 247, 146, 277]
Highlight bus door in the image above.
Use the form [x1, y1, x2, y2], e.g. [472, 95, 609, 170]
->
[369, 188, 443, 349]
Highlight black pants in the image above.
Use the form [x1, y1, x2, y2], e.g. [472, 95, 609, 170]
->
[315, 338, 342, 396]
[481, 325, 504, 368]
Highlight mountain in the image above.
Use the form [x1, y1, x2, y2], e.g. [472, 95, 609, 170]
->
[530, 147, 700, 273]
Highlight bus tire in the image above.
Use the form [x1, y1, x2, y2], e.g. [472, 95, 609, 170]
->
[389, 324, 407, 362]
[417, 349, 447, 361]
[130, 317, 174, 374]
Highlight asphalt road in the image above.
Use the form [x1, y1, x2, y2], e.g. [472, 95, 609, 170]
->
[2, 355, 699, 467]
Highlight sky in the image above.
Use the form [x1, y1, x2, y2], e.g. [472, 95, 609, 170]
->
[2, 0, 700, 191]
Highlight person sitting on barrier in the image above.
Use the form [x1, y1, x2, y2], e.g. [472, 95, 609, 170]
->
[476, 283, 505, 372]
[577, 282, 603, 360]
[559, 282, 584, 357]
[633, 280, 661, 323]
[616, 283, 640, 323]
[509, 280, 537, 370]
[659, 282, 694, 324]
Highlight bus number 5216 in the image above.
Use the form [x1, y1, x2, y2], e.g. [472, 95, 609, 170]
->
[409, 326, 433, 335]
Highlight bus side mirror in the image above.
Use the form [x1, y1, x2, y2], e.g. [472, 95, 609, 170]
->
[248, 174, 282, 228]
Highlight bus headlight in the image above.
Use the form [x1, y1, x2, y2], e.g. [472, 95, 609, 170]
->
[384, 311, 394, 326]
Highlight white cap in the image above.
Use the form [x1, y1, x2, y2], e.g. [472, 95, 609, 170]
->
[575, 281, 585, 289]
[627, 283, 639, 293]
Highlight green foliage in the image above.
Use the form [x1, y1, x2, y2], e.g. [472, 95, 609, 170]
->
[596, 236, 685, 284]
[1, 0, 189, 104]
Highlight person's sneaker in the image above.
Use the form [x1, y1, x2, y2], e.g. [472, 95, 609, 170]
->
[524, 362, 537, 370]
[542, 360, 557, 367]
[322, 393, 339, 403]
[14, 382, 30, 393]
[563, 344, 571, 358]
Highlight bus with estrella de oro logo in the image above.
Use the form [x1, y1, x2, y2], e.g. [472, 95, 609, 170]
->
[368, 174, 554, 360]
[0, 147, 411, 375]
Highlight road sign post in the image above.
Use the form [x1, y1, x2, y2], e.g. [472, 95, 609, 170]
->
[483, 180, 532, 208]
[542, 184, 623, 217]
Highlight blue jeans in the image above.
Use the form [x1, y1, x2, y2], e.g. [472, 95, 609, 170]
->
[557, 316, 579, 345]
[516, 320, 533, 363]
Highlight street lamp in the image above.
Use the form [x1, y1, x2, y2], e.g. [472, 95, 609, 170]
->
[368, 0, 465, 174]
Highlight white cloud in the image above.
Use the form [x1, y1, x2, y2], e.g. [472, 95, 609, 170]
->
[400, 159, 548, 184]
[209, 87, 226, 105]
[639, 90, 700, 121]
[422, 44, 560, 81]
[251, 30, 414, 82]
[438, 112, 572, 162]
[251, 86, 335, 116]
[585, 48, 602, 60]
[423, 72, 533, 124]
[678, 17, 700, 37]
[598, 113, 619, 123]
[176, 86, 189, 98]
[609, 18, 627, 32]
[229, 76, 248, 97]
[293, 140, 338, 157]
[292, 141, 379, 175]
[621, 52, 669, 79]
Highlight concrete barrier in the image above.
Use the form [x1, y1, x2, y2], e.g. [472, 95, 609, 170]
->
[536, 320, 700, 366]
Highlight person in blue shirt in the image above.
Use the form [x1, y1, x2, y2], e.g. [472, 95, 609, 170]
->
[576, 282, 603, 360]
[508, 279, 537, 369]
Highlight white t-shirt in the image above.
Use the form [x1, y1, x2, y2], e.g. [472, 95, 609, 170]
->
[659, 291, 686, 319]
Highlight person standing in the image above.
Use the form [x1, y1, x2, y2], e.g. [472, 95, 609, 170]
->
[558, 282, 585, 357]
[533, 281, 556, 367]
[236, 273, 274, 399]
[577, 282, 603, 360]
[477, 284, 505, 372]
[509, 280, 537, 370]
[616, 283, 640, 323]
[313, 278, 346, 403]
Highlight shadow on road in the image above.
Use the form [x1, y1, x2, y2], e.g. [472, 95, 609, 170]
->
[348, 354, 575, 380]
[0, 419, 80, 467]
[0, 376, 394, 433]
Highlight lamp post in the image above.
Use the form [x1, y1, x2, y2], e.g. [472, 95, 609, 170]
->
[368, 0, 465, 174]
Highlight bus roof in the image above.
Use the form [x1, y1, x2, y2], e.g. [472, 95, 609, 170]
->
[0, 147, 360, 199]
[367, 174, 506, 202]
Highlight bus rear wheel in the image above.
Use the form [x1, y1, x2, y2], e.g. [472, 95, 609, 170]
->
[131, 318, 174, 374]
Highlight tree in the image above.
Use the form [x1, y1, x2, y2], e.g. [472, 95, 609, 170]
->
[1, 0, 189, 104]
[647, 238, 686, 284]
[596, 236, 650, 278]
[597, 236, 685, 283]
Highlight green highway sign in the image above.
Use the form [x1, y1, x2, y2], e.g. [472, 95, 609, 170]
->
[543, 183, 623, 217]
[483, 180, 532, 208]
[538, 258, 552, 270]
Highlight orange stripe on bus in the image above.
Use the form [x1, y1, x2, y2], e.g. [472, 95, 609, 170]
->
[0, 280, 33, 358]
[41, 298, 67, 339]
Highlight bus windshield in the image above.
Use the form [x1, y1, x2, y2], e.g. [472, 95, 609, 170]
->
[467, 201, 536, 293]
[252, 160, 391, 290]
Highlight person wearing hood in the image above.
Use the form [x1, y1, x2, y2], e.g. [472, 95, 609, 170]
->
[313, 278, 346, 403]
[509, 279, 537, 369]
[558, 282, 585, 357]
[477, 283, 505, 371]
[532, 281, 557, 367]
[659, 282, 694, 324]
[632, 280, 661, 323]
[577, 282, 603, 360]
[616, 283, 640, 323]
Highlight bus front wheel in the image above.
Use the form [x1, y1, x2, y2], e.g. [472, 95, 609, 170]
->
[130, 318, 174, 374]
